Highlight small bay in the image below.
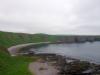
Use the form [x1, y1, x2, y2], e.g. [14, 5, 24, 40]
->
[31, 42, 100, 64]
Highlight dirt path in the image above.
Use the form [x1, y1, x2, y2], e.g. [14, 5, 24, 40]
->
[29, 61, 58, 75]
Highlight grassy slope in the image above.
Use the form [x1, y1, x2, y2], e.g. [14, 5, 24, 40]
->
[0, 46, 38, 75]
[0, 31, 49, 47]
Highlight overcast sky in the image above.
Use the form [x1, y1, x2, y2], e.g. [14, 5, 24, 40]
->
[0, 0, 100, 35]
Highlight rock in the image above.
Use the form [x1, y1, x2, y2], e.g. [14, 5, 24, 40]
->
[59, 60, 92, 75]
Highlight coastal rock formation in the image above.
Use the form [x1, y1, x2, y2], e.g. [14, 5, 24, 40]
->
[52, 36, 98, 43]
[33, 53, 100, 75]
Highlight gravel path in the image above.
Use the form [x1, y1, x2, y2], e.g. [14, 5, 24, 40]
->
[29, 61, 58, 75]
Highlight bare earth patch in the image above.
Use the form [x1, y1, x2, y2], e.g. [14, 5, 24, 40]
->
[29, 59, 58, 75]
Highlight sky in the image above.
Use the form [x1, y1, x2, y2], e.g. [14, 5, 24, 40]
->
[0, 0, 100, 35]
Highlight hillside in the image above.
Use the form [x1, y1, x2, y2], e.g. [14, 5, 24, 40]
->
[0, 46, 39, 75]
[0, 31, 69, 47]
[0, 31, 49, 47]
[0, 31, 100, 47]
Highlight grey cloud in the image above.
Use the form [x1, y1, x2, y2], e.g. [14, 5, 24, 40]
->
[0, 0, 100, 35]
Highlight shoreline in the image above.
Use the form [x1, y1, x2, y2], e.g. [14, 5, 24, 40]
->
[32, 53, 100, 75]
[7, 42, 50, 56]
[7, 41, 99, 56]
[7, 42, 100, 74]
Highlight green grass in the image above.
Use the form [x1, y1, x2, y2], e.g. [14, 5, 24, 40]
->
[0, 31, 48, 47]
[0, 46, 38, 75]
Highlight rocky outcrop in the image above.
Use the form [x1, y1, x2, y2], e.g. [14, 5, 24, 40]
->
[52, 36, 98, 43]
[34, 53, 100, 75]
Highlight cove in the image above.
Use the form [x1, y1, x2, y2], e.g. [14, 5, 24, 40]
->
[31, 41, 100, 64]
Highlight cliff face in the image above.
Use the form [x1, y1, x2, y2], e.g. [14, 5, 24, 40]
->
[49, 36, 100, 43]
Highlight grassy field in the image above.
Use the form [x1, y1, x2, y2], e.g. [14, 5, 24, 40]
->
[0, 46, 38, 75]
